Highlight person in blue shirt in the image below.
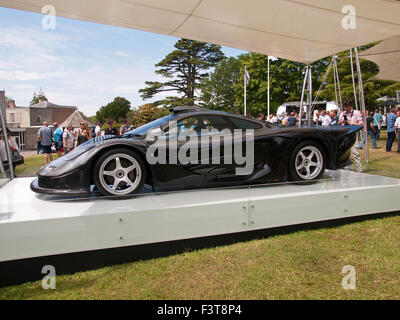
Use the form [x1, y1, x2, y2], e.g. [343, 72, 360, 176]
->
[53, 122, 64, 158]
[386, 108, 398, 152]
[329, 110, 339, 126]
[287, 112, 297, 126]
[373, 109, 383, 140]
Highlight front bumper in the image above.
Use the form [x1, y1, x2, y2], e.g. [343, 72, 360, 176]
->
[30, 178, 90, 195]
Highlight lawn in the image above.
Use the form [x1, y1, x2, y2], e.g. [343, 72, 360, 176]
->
[0, 133, 399, 299]
[14, 154, 59, 177]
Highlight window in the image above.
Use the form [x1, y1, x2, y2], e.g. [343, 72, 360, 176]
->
[10, 113, 15, 123]
[227, 117, 263, 130]
[166, 115, 233, 134]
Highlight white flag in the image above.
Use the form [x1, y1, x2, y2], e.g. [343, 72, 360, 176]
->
[244, 68, 250, 86]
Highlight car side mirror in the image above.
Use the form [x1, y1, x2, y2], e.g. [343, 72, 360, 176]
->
[148, 127, 163, 137]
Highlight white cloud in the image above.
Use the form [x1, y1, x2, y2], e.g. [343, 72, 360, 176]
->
[0, 70, 43, 81]
[0, 25, 165, 116]
[114, 50, 135, 58]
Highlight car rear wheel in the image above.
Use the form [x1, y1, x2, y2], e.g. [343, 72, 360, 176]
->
[289, 141, 326, 181]
[93, 148, 146, 196]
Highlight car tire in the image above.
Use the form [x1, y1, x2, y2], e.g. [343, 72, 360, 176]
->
[93, 148, 146, 197]
[288, 140, 326, 181]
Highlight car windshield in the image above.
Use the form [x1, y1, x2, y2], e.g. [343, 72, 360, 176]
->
[125, 114, 175, 136]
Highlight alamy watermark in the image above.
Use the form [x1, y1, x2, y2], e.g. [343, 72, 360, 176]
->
[341, 265, 356, 290]
[145, 121, 255, 176]
[341, 5, 356, 30]
[42, 5, 56, 30]
[42, 265, 56, 290]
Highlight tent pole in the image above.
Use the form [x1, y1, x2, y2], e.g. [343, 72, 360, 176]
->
[299, 66, 309, 126]
[333, 58, 338, 105]
[354, 47, 369, 164]
[244, 66, 247, 117]
[267, 56, 270, 118]
[0, 156, 6, 179]
[307, 65, 313, 125]
[333, 55, 343, 110]
[349, 49, 359, 111]
[0, 97, 14, 180]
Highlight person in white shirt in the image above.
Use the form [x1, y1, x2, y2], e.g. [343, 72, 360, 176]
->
[63, 124, 75, 154]
[313, 111, 322, 125]
[395, 109, 400, 153]
[267, 114, 277, 124]
[95, 121, 103, 138]
[321, 110, 331, 126]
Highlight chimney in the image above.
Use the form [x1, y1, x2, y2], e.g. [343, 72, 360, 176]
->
[8, 100, 16, 109]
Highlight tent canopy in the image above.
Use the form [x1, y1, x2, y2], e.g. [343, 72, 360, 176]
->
[60, 110, 94, 128]
[2, 0, 400, 64]
[376, 99, 399, 107]
[361, 35, 400, 82]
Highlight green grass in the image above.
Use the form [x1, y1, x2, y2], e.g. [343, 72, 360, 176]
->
[0, 154, 59, 178]
[359, 133, 400, 179]
[0, 133, 399, 299]
[15, 154, 59, 177]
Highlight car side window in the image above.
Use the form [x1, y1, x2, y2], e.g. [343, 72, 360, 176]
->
[200, 116, 233, 132]
[165, 115, 233, 134]
[227, 117, 263, 130]
[164, 116, 202, 135]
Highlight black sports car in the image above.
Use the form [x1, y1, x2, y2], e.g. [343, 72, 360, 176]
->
[31, 106, 362, 196]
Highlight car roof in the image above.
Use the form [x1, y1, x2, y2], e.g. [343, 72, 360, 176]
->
[170, 106, 268, 128]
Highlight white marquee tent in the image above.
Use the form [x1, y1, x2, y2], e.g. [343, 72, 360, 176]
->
[1, 0, 400, 64]
[361, 35, 400, 82]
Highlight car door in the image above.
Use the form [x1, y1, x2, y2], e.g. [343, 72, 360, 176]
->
[218, 116, 272, 183]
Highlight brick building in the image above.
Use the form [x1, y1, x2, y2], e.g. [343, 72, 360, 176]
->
[4, 95, 77, 150]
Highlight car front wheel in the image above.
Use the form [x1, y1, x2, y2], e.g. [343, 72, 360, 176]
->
[93, 148, 146, 196]
[289, 141, 326, 181]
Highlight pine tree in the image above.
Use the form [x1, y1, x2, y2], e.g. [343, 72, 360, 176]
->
[139, 38, 225, 107]
[30, 88, 48, 105]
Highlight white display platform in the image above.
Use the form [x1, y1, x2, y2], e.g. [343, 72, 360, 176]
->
[1, 170, 400, 264]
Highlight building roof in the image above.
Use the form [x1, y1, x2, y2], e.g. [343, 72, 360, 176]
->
[30, 101, 77, 109]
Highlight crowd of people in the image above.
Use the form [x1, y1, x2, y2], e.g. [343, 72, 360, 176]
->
[255, 99, 400, 172]
[36, 119, 133, 164]
[257, 100, 400, 153]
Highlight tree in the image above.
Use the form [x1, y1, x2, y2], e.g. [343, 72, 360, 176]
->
[87, 115, 98, 125]
[96, 97, 131, 123]
[30, 88, 48, 105]
[127, 104, 169, 128]
[139, 38, 225, 106]
[199, 57, 242, 113]
[199, 52, 329, 117]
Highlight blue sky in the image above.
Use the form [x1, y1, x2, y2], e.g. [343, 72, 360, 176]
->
[0, 7, 246, 116]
